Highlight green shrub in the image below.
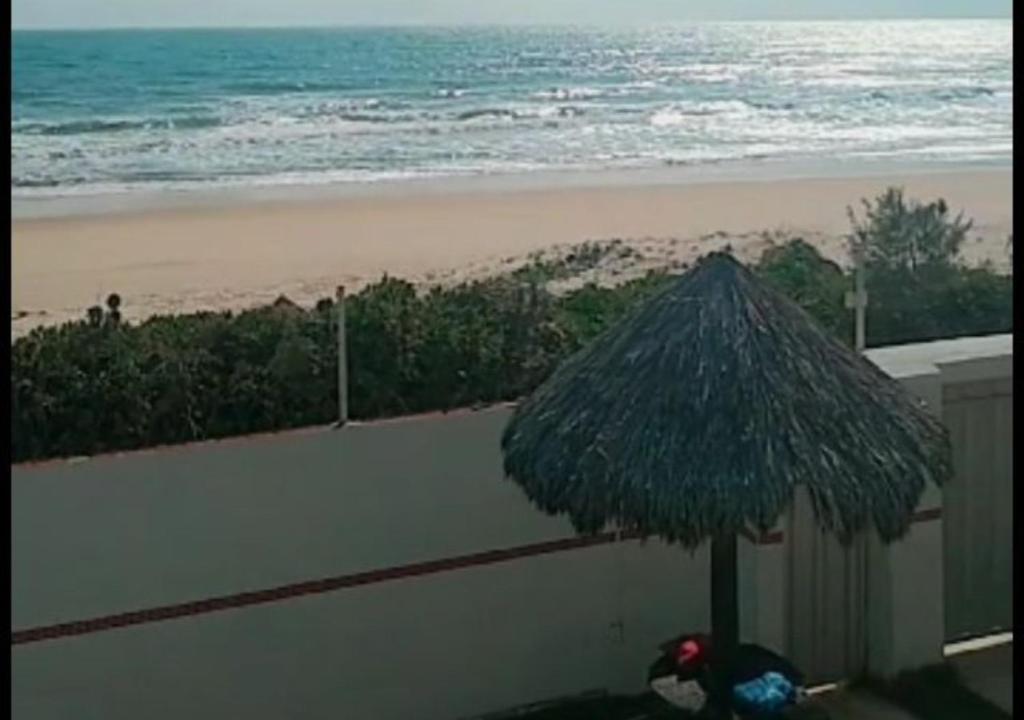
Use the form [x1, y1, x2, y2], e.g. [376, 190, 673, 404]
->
[756, 238, 851, 341]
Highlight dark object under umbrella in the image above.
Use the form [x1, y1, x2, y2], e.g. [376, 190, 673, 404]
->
[501, 252, 950, 717]
[648, 633, 805, 717]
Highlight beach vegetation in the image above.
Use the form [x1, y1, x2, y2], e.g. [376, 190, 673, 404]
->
[848, 187, 972, 272]
[10, 189, 1012, 463]
[755, 238, 850, 340]
[847, 187, 1011, 347]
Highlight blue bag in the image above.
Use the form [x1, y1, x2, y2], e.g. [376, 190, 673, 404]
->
[731, 671, 796, 715]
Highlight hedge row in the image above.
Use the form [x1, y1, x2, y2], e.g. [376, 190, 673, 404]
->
[11, 192, 1013, 462]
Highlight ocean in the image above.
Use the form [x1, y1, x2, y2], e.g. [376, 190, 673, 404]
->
[11, 21, 1013, 199]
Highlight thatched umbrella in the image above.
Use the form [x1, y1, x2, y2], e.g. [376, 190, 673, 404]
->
[501, 252, 950, 714]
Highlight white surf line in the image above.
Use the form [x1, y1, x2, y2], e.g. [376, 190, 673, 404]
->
[944, 631, 1013, 657]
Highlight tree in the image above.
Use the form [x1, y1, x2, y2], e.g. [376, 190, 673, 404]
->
[845, 187, 1012, 347]
[847, 187, 972, 273]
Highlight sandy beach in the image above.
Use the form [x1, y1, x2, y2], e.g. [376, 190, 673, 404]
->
[11, 166, 1013, 337]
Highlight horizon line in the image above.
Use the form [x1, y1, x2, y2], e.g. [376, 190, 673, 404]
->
[10, 16, 1012, 32]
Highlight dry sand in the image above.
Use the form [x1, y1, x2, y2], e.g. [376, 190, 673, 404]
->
[11, 168, 1013, 336]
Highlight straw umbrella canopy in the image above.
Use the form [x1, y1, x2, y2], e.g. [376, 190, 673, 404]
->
[501, 252, 950, 711]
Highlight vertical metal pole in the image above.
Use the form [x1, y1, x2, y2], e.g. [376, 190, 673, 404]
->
[846, 243, 868, 354]
[854, 250, 866, 354]
[710, 532, 739, 718]
[336, 286, 348, 427]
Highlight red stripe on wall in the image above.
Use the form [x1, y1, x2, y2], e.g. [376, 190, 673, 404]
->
[911, 507, 942, 523]
[12, 509, 936, 647]
[739, 528, 785, 545]
[12, 530, 636, 647]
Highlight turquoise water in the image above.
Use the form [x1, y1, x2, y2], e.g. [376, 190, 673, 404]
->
[11, 21, 1012, 197]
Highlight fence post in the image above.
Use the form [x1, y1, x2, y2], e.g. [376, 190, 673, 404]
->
[845, 244, 868, 353]
[336, 286, 348, 427]
[854, 253, 867, 353]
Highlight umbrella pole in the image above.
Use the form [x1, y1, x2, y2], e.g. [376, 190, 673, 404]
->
[710, 531, 739, 718]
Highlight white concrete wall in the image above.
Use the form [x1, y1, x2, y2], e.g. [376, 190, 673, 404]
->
[12, 333, 1012, 719]
[864, 333, 1013, 675]
[941, 377, 1014, 641]
[12, 406, 710, 720]
[751, 334, 1012, 684]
